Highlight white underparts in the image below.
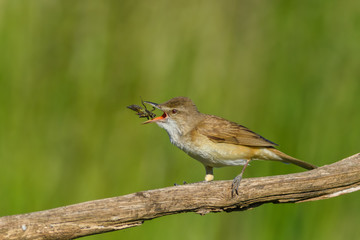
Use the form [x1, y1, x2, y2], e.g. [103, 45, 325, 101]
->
[156, 118, 183, 145]
[208, 159, 248, 166]
[156, 118, 282, 169]
[258, 148, 282, 161]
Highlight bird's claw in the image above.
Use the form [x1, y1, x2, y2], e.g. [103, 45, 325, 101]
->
[231, 174, 243, 197]
[174, 181, 188, 186]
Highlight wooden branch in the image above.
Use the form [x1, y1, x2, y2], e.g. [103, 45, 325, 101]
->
[1, 153, 359, 240]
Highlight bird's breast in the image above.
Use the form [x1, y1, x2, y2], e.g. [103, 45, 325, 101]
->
[173, 132, 258, 167]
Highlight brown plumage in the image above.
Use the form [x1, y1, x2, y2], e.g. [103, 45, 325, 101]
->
[196, 115, 278, 147]
[195, 115, 316, 170]
[143, 97, 317, 195]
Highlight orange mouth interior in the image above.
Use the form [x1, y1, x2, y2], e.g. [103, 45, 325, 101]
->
[143, 112, 167, 124]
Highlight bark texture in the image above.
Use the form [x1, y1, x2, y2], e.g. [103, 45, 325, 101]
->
[1, 153, 359, 240]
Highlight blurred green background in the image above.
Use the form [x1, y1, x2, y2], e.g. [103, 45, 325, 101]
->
[0, 0, 359, 239]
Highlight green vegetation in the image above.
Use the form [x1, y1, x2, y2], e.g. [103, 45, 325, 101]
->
[0, 0, 359, 239]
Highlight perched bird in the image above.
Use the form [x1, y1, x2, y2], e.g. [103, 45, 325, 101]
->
[143, 97, 317, 195]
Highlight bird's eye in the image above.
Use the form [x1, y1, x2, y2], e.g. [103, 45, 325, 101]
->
[171, 109, 178, 114]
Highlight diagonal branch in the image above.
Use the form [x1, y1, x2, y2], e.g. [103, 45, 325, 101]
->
[1, 153, 359, 240]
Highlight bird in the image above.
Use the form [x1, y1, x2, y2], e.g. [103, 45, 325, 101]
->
[142, 97, 317, 195]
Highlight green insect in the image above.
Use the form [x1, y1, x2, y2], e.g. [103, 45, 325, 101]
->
[127, 98, 156, 120]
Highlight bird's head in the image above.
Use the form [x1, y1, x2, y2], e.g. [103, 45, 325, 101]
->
[143, 97, 200, 135]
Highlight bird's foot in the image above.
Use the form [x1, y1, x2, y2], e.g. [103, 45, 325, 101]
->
[174, 180, 212, 186]
[174, 181, 188, 186]
[231, 174, 243, 197]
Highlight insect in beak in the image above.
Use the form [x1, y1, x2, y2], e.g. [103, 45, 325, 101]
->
[127, 98, 157, 120]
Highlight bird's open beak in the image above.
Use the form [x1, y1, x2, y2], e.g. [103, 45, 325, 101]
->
[143, 101, 168, 124]
[143, 101, 159, 109]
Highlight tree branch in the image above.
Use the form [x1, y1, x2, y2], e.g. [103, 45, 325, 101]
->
[1, 153, 359, 240]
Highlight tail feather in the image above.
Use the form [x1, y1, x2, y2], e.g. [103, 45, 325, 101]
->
[269, 148, 317, 170]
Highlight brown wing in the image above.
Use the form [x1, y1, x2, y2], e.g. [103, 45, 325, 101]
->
[196, 115, 278, 147]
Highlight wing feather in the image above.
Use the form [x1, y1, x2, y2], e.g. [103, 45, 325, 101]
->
[196, 115, 278, 147]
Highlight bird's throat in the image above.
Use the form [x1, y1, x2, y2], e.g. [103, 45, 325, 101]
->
[156, 117, 183, 146]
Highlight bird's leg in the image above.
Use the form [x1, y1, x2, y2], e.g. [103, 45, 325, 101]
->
[232, 160, 251, 196]
[174, 166, 213, 186]
[204, 166, 214, 182]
